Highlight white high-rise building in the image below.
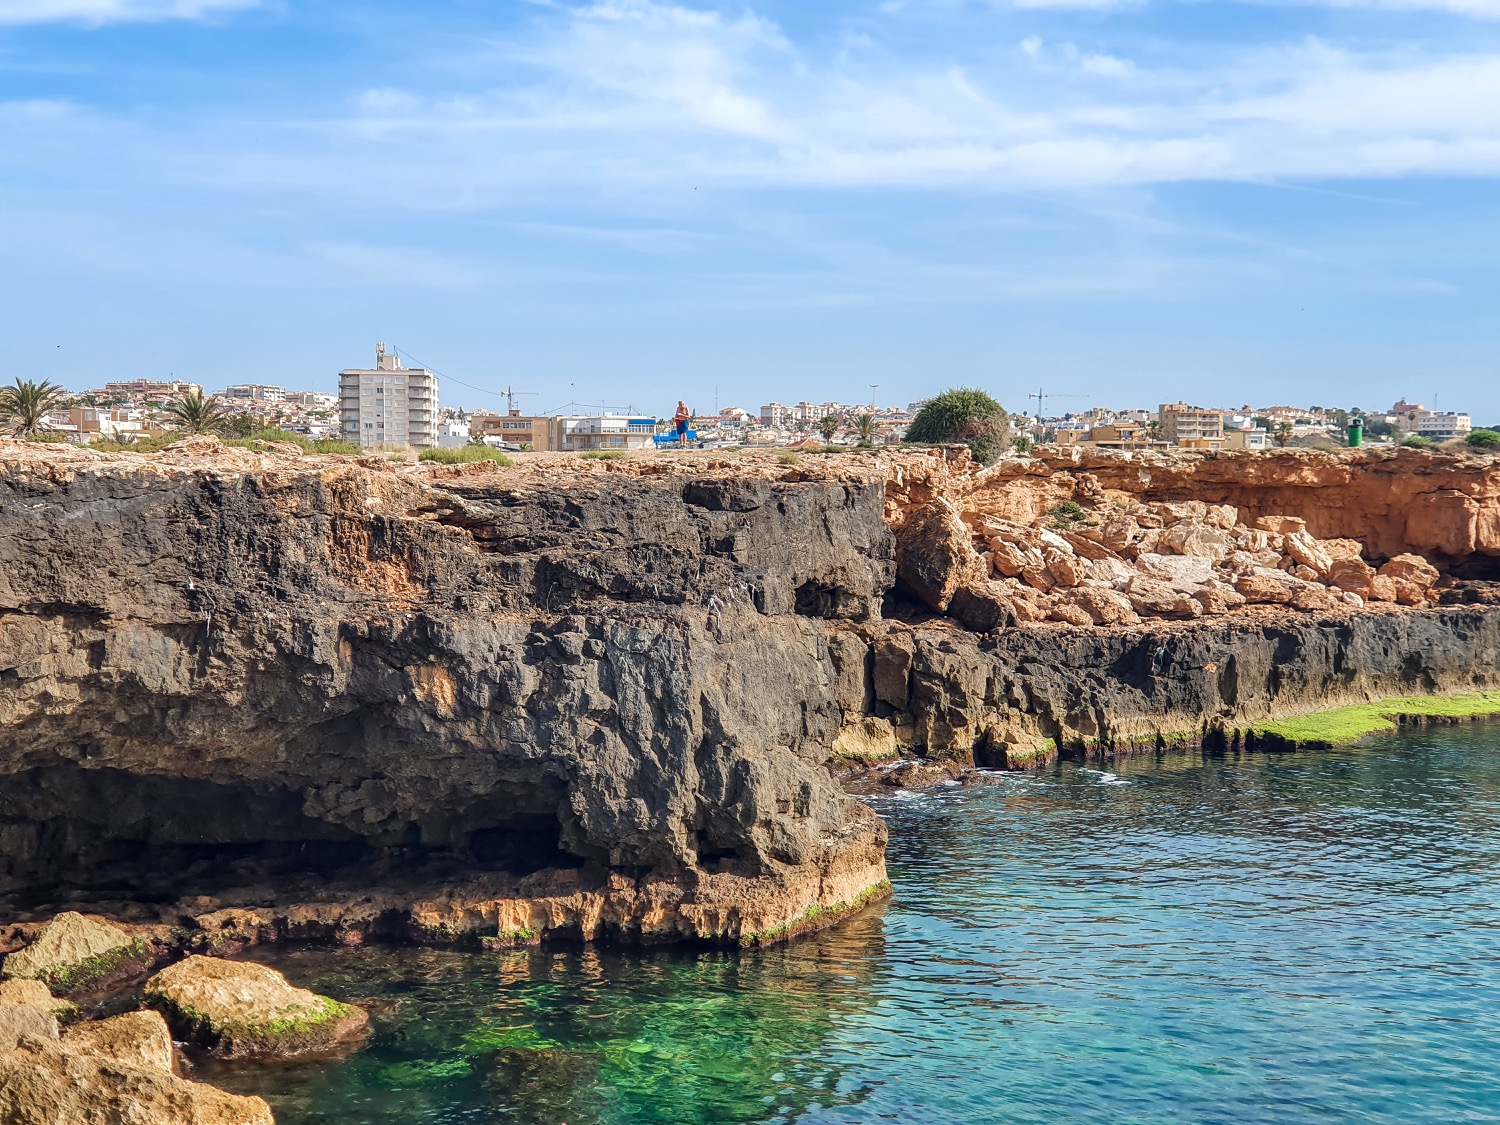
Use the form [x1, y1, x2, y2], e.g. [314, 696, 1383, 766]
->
[339, 343, 438, 449]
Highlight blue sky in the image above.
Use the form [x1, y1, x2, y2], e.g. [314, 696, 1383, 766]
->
[2, 0, 1498, 421]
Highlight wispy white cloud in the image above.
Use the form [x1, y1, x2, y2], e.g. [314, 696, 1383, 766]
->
[0, 0, 257, 25]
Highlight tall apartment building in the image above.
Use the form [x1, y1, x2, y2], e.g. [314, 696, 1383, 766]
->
[1158, 402, 1225, 449]
[339, 344, 438, 449]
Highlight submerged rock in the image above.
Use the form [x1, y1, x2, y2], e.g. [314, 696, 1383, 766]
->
[144, 955, 369, 1060]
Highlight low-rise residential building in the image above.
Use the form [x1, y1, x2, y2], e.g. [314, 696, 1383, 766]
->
[95, 378, 202, 403]
[470, 410, 554, 450]
[759, 402, 792, 428]
[338, 343, 438, 449]
[1392, 401, 1472, 439]
[1159, 402, 1225, 449]
[1224, 428, 1271, 450]
[1056, 423, 1168, 450]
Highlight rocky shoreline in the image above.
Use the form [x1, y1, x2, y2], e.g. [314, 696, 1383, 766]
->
[2, 439, 1498, 949]
[3, 438, 1500, 1121]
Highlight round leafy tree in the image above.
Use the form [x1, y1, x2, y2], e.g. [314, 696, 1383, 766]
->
[907, 388, 1010, 464]
[1466, 428, 1500, 449]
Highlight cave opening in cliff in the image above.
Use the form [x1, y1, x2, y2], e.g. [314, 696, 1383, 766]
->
[0, 765, 586, 909]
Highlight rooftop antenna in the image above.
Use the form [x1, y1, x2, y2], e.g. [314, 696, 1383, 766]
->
[501, 385, 538, 413]
[1027, 387, 1089, 419]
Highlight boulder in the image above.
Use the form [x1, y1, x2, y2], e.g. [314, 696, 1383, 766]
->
[1137, 553, 1216, 591]
[1059, 586, 1140, 626]
[1085, 557, 1136, 588]
[0, 981, 66, 1018]
[1379, 554, 1440, 588]
[1234, 528, 1272, 553]
[1045, 552, 1084, 588]
[1125, 576, 1203, 619]
[896, 500, 989, 612]
[986, 538, 1027, 578]
[1284, 531, 1334, 578]
[1094, 515, 1141, 551]
[1388, 578, 1430, 607]
[0, 1035, 273, 1125]
[1060, 532, 1119, 562]
[1235, 573, 1297, 605]
[61, 1011, 175, 1075]
[1322, 538, 1366, 561]
[1289, 584, 1341, 612]
[144, 955, 369, 1060]
[948, 585, 1016, 632]
[1367, 575, 1400, 603]
[1019, 565, 1055, 592]
[1255, 515, 1307, 535]
[1288, 563, 1319, 583]
[1047, 601, 1096, 627]
[1, 913, 139, 993]
[1157, 523, 1233, 561]
[1326, 558, 1378, 598]
[1194, 581, 1247, 616]
[0, 1005, 58, 1053]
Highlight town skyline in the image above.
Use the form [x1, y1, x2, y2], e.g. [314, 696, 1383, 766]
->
[5, 3, 1500, 423]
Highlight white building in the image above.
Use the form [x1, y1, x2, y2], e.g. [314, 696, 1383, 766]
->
[338, 343, 438, 449]
[435, 418, 470, 448]
[558, 414, 657, 452]
[759, 402, 792, 428]
[223, 384, 288, 403]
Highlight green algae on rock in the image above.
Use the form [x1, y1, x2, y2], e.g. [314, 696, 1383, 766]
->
[0, 912, 146, 995]
[144, 955, 369, 1060]
[1248, 690, 1500, 749]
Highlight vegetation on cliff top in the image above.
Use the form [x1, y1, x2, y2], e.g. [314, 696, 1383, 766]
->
[419, 445, 513, 465]
[1252, 691, 1500, 747]
[906, 388, 1010, 465]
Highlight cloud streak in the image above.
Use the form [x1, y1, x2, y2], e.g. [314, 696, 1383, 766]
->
[0, 0, 257, 25]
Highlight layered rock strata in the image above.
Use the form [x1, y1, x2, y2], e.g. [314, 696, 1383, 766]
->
[0, 443, 890, 946]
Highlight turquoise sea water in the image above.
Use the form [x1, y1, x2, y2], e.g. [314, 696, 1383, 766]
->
[210, 724, 1500, 1123]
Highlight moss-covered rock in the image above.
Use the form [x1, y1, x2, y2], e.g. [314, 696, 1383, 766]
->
[144, 954, 369, 1059]
[0, 913, 144, 994]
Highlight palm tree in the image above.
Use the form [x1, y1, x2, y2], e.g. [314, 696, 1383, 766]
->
[0, 377, 67, 437]
[817, 414, 839, 444]
[1273, 421, 1294, 447]
[162, 390, 231, 435]
[854, 412, 879, 444]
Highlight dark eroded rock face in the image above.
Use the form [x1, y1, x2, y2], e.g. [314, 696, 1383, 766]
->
[0, 454, 892, 945]
[832, 608, 1500, 768]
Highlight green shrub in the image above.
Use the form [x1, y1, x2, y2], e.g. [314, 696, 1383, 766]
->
[1466, 428, 1500, 449]
[24, 432, 69, 443]
[578, 449, 625, 460]
[418, 445, 513, 465]
[777, 451, 800, 466]
[1402, 436, 1431, 448]
[906, 388, 1010, 465]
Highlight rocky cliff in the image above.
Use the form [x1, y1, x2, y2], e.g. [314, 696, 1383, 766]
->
[0, 443, 890, 946]
[3, 440, 1498, 947]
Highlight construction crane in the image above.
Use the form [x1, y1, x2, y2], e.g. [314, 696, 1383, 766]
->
[500, 386, 538, 413]
[1026, 388, 1089, 420]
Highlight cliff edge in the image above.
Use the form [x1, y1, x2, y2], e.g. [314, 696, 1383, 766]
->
[0, 442, 891, 947]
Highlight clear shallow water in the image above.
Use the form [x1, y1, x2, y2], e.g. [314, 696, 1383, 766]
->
[211, 725, 1500, 1123]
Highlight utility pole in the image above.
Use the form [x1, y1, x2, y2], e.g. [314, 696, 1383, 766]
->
[868, 384, 879, 408]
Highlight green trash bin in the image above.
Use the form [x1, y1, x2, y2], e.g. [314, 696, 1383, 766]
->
[1347, 420, 1364, 447]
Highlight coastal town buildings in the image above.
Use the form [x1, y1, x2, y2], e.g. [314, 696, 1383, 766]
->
[93, 378, 202, 403]
[1392, 400, 1472, 439]
[468, 409, 657, 451]
[338, 343, 438, 449]
[1158, 402, 1226, 449]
